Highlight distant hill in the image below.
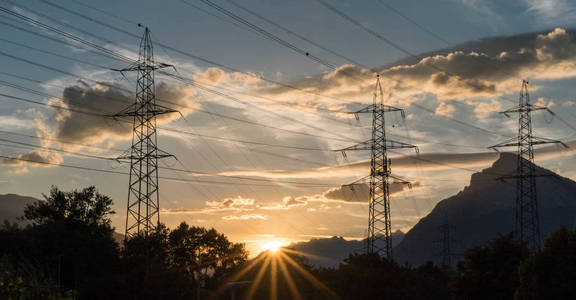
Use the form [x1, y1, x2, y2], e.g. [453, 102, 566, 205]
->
[0, 193, 38, 224]
[288, 231, 405, 268]
[394, 152, 576, 266]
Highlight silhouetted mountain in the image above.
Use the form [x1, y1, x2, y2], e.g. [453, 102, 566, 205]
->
[394, 152, 576, 266]
[0, 193, 38, 224]
[288, 231, 405, 268]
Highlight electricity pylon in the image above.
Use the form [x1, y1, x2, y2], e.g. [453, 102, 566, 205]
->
[434, 219, 457, 268]
[339, 75, 418, 258]
[490, 80, 567, 248]
[112, 25, 177, 238]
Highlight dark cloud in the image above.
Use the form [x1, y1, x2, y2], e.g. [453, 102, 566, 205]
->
[6, 81, 195, 168]
[220, 140, 576, 179]
[1, 150, 62, 167]
[256, 28, 576, 103]
[47, 82, 192, 145]
[323, 181, 422, 203]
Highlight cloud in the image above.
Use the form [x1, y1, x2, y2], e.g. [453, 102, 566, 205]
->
[161, 195, 309, 217]
[250, 28, 576, 112]
[474, 99, 502, 119]
[206, 196, 260, 211]
[435, 102, 456, 117]
[8, 81, 198, 168]
[322, 180, 423, 203]
[215, 140, 576, 179]
[523, 0, 576, 24]
[281, 196, 308, 208]
[222, 214, 267, 221]
[36, 81, 197, 148]
[2, 150, 63, 168]
[193, 67, 261, 87]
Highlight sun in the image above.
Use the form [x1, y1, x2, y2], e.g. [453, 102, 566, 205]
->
[261, 241, 283, 253]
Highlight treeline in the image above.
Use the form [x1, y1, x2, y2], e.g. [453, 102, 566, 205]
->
[1, 186, 576, 299]
[0, 186, 247, 299]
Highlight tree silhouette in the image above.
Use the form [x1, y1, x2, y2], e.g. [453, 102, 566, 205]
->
[517, 226, 576, 299]
[454, 233, 529, 299]
[122, 222, 248, 299]
[1, 186, 120, 299]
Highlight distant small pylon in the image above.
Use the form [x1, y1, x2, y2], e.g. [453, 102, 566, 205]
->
[434, 218, 457, 268]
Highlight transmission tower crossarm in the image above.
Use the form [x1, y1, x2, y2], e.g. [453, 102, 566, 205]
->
[489, 136, 568, 150]
[389, 175, 412, 187]
[350, 103, 406, 120]
[113, 61, 175, 73]
[109, 104, 178, 118]
[338, 139, 418, 152]
[500, 104, 549, 117]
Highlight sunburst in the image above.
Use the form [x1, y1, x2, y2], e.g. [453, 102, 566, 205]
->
[217, 246, 339, 299]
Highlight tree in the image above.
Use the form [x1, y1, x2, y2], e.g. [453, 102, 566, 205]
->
[312, 253, 449, 300]
[517, 226, 576, 299]
[121, 222, 248, 299]
[453, 233, 529, 299]
[167, 222, 247, 284]
[23, 186, 114, 227]
[0, 186, 120, 299]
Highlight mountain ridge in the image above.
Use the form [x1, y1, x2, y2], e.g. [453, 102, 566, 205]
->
[394, 152, 576, 266]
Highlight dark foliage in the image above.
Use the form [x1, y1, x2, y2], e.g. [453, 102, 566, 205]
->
[2, 185, 576, 299]
[316, 253, 450, 300]
[0, 186, 247, 300]
[0, 186, 119, 299]
[517, 226, 576, 299]
[453, 233, 529, 299]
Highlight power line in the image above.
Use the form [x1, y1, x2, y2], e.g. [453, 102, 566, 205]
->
[0, 153, 334, 187]
[34, 0, 350, 103]
[0, 78, 353, 153]
[0, 89, 339, 152]
[6, 1, 517, 142]
[0, 9, 361, 141]
[0, 59, 355, 143]
[190, 0, 337, 70]
[0, 132, 336, 187]
[375, 0, 451, 46]
[68, 0, 139, 26]
[225, 0, 369, 68]
[314, 0, 415, 59]
[0, 129, 124, 152]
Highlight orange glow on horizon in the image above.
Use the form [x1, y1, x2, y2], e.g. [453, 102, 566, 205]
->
[216, 244, 338, 299]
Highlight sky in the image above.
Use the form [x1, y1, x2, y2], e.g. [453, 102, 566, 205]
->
[1, 0, 576, 255]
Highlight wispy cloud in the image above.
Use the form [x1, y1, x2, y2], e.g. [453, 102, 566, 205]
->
[523, 0, 576, 24]
[212, 141, 576, 179]
[222, 214, 267, 221]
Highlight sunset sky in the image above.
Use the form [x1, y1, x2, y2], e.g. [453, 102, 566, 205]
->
[2, 0, 576, 255]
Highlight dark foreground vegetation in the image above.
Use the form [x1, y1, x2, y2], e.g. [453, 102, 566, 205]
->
[1, 186, 575, 299]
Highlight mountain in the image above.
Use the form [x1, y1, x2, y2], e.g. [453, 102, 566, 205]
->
[0, 193, 38, 224]
[288, 231, 405, 268]
[394, 152, 576, 266]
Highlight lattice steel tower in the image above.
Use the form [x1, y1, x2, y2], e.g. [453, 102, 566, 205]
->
[340, 75, 417, 258]
[435, 219, 457, 268]
[490, 80, 566, 248]
[112, 26, 177, 238]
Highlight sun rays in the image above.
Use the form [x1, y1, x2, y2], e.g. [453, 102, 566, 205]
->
[217, 246, 339, 299]
[262, 240, 284, 252]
